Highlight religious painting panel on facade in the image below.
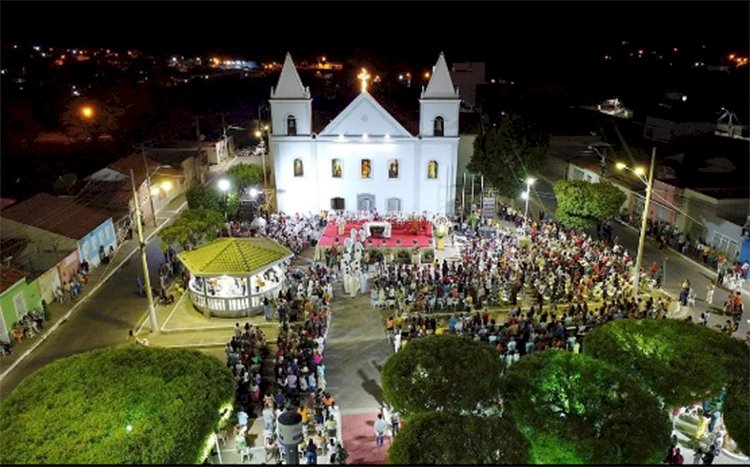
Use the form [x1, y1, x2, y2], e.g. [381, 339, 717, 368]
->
[293, 158, 304, 177]
[427, 160, 438, 179]
[361, 159, 372, 179]
[388, 159, 399, 179]
[332, 159, 343, 178]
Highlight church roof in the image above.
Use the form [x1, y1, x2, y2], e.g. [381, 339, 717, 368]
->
[318, 92, 414, 138]
[422, 52, 459, 99]
[177, 238, 293, 276]
[270, 53, 310, 99]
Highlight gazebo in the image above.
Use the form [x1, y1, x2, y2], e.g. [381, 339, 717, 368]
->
[178, 237, 293, 318]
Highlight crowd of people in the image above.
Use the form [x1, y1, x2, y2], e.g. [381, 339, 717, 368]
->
[222, 251, 348, 464]
[227, 212, 323, 256]
[371, 218, 635, 316]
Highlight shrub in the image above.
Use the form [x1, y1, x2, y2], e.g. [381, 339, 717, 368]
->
[388, 412, 528, 464]
[0, 347, 235, 464]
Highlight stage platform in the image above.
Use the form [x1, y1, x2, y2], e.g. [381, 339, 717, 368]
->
[318, 219, 433, 248]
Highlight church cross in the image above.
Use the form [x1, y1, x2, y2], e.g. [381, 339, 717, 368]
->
[357, 68, 371, 93]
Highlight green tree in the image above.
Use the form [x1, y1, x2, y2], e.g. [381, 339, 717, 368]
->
[501, 351, 670, 465]
[186, 185, 221, 211]
[583, 319, 750, 409]
[0, 346, 234, 464]
[160, 208, 225, 251]
[553, 180, 626, 230]
[387, 412, 528, 465]
[226, 163, 261, 194]
[724, 377, 750, 456]
[381, 335, 502, 416]
[467, 116, 549, 198]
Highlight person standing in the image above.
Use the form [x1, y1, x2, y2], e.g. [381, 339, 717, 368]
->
[692, 448, 703, 464]
[702, 445, 716, 465]
[706, 281, 716, 306]
[373, 413, 388, 448]
[305, 439, 318, 464]
[672, 448, 684, 465]
[390, 410, 400, 437]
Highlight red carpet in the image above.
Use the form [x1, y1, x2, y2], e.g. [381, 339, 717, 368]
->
[319, 219, 433, 248]
[341, 413, 390, 465]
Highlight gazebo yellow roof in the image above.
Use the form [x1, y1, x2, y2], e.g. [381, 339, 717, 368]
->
[177, 238, 293, 276]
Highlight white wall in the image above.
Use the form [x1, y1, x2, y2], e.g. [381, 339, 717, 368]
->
[273, 137, 458, 214]
[420, 100, 460, 137]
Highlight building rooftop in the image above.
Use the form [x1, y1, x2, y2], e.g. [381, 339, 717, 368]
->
[1, 193, 112, 240]
[178, 238, 293, 277]
[0, 264, 27, 294]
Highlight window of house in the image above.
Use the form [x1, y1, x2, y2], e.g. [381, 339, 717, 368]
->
[287, 116, 297, 136]
[361, 159, 372, 179]
[433, 116, 444, 137]
[13, 292, 27, 317]
[331, 197, 345, 210]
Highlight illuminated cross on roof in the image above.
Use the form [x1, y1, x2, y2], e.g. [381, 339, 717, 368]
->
[357, 68, 371, 93]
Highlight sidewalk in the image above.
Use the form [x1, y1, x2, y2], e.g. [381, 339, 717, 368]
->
[0, 196, 186, 380]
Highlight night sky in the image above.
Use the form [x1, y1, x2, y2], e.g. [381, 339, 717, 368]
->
[2, 1, 748, 71]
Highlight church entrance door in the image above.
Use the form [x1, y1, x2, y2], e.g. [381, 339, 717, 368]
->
[357, 193, 376, 212]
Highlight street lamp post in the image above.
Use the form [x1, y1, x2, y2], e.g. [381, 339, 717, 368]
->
[130, 169, 159, 334]
[616, 147, 656, 298]
[218, 178, 231, 220]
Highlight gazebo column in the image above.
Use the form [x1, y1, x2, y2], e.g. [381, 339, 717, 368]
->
[202, 276, 211, 318]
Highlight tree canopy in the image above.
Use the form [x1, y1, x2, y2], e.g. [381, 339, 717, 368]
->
[387, 411, 528, 465]
[553, 180, 626, 230]
[226, 163, 261, 194]
[0, 346, 235, 464]
[467, 115, 549, 198]
[724, 376, 750, 456]
[501, 351, 670, 465]
[381, 334, 502, 416]
[186, 185, 221, 211]
[583, 319, 750, 409]
[160, 208, 225, 251]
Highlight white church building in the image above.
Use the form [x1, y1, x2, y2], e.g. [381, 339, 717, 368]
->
[269, 52, 460, 215]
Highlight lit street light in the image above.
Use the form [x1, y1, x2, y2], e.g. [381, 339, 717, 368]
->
[80, 105, 95, 120]
[249, 188, 258, 198]
[524, 177, 536, 221]
[218, 179, 231, 192]
[616, 147, 656, 298]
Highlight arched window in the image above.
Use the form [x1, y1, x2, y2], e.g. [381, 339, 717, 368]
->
[287, 115, 297, 136]
[293, 158, 304, 177]
[387, 198, 401, 212]
[433, 116, 444, 137]
[427, 160, 438, 179]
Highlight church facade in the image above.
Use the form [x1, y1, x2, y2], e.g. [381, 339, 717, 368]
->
[269, 52, 460, 215]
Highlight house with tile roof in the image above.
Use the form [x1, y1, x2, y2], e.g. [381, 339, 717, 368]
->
[1, 193, 117, 279]
[0, 265, 43, 344]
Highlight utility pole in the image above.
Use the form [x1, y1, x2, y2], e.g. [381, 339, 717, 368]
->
[632, 148, 656, 298]
[140, 143, 158, 227]
[130, 169, 159, 334]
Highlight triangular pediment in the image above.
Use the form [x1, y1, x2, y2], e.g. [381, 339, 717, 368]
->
[318, 92, 413, 137]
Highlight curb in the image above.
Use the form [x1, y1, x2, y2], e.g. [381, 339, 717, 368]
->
[0, 215, 176, 382]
